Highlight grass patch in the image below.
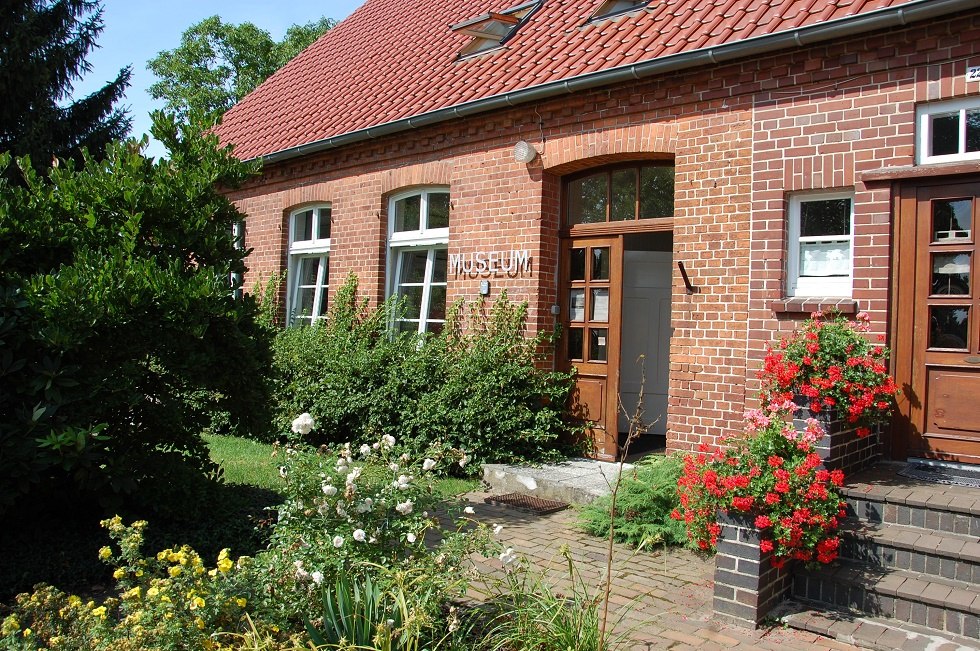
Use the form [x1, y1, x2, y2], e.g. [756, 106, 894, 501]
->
[206, 433, 283, 490]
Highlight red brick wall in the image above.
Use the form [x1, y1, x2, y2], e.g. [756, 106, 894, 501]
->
[224, 9, 980, 456]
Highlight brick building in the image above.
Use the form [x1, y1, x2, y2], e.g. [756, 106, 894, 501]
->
[216, 0, 980, 463]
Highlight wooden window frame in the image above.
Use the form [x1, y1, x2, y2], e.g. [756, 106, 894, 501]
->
[561, 162, 675, 236]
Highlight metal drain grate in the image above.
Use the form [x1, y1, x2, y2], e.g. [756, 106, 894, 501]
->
[484, 492, 569, 515]
[898, 463, 980, 488]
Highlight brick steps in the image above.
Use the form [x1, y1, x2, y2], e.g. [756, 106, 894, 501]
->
[774, 601, 980, 651]
[792, 561, 979, 637]
[780, 464, 980, 647]
[838, 519, 980, 583]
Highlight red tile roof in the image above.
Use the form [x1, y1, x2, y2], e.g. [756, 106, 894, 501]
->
[215, 0, 927, 161]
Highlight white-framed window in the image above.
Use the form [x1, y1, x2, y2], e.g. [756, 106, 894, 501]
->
[230, 220, 245, 300]
[917, 96, 980, 164]
[287, 204, 331, 326]
[387, 188, 450, 335]
[787, 192, 854, 298]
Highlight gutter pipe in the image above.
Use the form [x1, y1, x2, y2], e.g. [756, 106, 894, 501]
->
[259, 0, 974, 165]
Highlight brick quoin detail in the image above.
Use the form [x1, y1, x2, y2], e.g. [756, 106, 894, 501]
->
[226, 9, 980, 458]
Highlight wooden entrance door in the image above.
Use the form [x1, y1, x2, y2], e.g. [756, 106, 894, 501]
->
[908, 182, 980, 464]
[558, 236, 623, 460]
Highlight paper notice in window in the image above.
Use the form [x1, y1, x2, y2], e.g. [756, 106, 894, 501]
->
[597, 336, 606, 347]
[591, 289, 609, 321]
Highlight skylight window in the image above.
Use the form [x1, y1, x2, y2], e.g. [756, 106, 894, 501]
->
[452, 1, 541, 58]
[590, 0, 650, 22]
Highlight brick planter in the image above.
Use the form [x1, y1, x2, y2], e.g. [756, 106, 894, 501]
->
[792, 400, 880, 475]
[712, 511, 794, 627]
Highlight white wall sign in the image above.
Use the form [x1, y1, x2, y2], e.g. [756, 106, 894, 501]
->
[449, 250, 532, 276]
[968, 66, 980, 82]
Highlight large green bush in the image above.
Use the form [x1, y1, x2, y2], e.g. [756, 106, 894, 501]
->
[272, 276, 576, 470]
[0, 113, 273, 511]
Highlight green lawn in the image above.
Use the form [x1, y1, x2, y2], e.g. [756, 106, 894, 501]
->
[205, 433, 480, 498]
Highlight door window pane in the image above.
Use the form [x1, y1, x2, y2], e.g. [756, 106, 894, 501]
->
[591, 247, 610, 280]
[932, 253, 971, 295]
[610, 169, 636, 221]
[933, 199, 972, 241]
[428, 193, 450, 229]
[640, 166, 675, 218]
[569, 289, 585, 321]
[931, 113, 959, 157]
[567, 327, 584, 360]
[929, 306, 969, 349]
[570, 248, 586, 281]
[567, 173, 607, 225]
[589, 328, 608, 361]
[591, 288, 609, 321]
[393, 195, 421, 232]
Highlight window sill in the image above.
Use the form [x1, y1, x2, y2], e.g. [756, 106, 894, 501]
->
[770, 297, 858, 315]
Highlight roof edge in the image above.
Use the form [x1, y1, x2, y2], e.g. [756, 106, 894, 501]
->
[253, 0, 972, 165]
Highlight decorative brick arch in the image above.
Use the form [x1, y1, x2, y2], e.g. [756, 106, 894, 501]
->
[281, 182, 336, 210]
[541, 122, 678, 175]
[379, 161, 453, 196]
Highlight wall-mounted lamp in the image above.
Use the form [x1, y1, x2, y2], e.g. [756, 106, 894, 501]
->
[513, 140, 538, 164]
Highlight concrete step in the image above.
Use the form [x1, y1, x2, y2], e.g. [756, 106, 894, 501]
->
[481, 458, 632, 505]
[792, 561, 979, 638]
[842, 465, 980, 536]
[774, 600, 980, 651]
[839, 519, 980, 584]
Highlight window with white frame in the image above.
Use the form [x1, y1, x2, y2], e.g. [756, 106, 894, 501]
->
[287, 205, 331, 326]
[787, 192, 854, 297]
[388, 188, 450, 335]
[917, 97, 980, 164]
[230, 221, 245, 300]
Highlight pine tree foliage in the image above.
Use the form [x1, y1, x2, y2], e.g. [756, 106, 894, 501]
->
[0, 0, 131, 170]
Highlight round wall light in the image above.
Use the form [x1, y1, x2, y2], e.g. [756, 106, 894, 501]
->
[513, 140, 538, 164]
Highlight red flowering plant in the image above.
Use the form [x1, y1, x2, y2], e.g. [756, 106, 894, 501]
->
[760, 310, 899, 437]
[674, 406, 848, 567]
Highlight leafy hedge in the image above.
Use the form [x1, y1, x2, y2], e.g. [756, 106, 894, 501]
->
[272, 275, 577, 471]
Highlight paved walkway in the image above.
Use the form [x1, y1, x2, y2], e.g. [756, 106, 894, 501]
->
[463, 491, 860, 651]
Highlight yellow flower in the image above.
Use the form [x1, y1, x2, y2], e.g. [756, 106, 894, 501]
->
[113, 568, 126, 580]
[146, 587, 159, 598]
[22, 628, 31, 638]
[68, 596, 81, 607]
[98, 546, 112, 560]
[2, 615, 20, 636]
[50, 636, 62, 647]
[91, 606, 107, 620]
[235, 598, 247, 608]
[190, 596, 205, 610]
[216, 557, 233, 573]
[168, 566, 182, 577]
[122, 587, 141, 600]
[195, 617, 205, 630]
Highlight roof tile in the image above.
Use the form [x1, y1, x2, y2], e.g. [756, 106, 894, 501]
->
[215, 0, 922, 160]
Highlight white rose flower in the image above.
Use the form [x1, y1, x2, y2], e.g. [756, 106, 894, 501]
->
[336, 504, 347, 518]
[291, 413, 314, 435]
[359, 444, 371, 457]
[459, 454, 470, 468]
[372, 442, 380, 450]
[353, 528, 367, 542]
[311, 571, 324, 585]
[493, 524, 504, 535]
[463, 506, 476, 515]
[406, 533, 417, 543]
[422, 458, 436, 472]
[322, 483, 338, 496]
[389, 462, 400, 472]
[294, 560, 310, 581]
[381, 434, 396, 449]
[395, 474, 411, 490]
[499, 548, 518, 566]
[332, 536, 344, 548]
[395, 500, 413, 515]
[346, 467, 363, 485]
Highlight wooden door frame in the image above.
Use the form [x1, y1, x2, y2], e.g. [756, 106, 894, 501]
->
[558, 235, 623, 460]
[892, 176, 980, 462]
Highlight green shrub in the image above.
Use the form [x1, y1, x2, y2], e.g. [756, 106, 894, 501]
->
[578, 455, 688, 548]
[0, 113, 273, 513]
[271, 275, 577, 472]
